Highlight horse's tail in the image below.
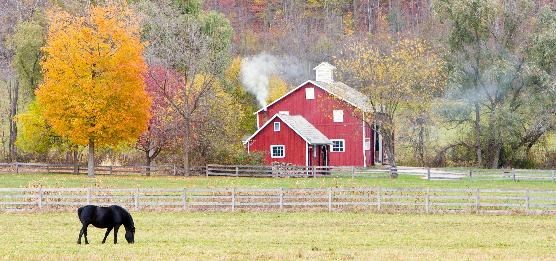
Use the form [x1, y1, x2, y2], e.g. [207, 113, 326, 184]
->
[77, 206, 84, 219]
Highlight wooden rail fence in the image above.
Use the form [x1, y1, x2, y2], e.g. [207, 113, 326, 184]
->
[1, 187, 555, 214]
[0, 162, 206, 176]
[1, 162, 555, 181]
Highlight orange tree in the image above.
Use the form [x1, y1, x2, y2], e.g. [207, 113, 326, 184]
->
[36, 4, 150, 177]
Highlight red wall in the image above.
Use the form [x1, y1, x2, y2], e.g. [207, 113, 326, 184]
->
[255, 82, 375, 166]
[248, 117, 307, 165]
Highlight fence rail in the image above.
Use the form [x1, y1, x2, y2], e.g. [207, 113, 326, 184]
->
[1, 162, 555, 181]
[1, 187, 555, 214]
[0, 162, 206, 176]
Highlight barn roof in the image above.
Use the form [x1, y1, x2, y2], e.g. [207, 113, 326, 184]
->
[314, 81, 372, 112]
[255, 80, 373, 114]
[243, 114, 332, 145]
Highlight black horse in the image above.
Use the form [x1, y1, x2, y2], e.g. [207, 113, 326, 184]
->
[77, 205, 135, 244]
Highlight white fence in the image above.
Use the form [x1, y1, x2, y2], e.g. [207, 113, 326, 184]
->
[1, 187, 555, 214]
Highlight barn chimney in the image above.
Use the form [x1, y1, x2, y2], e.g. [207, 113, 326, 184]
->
[313, 62, 336, 83]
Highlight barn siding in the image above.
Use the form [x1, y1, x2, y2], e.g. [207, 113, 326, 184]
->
[248, 118, 307, 166]
[256, 82, 374, 166]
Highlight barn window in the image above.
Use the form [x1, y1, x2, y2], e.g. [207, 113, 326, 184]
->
[364, 138, 371, 150]
[305, 88, 315, 99]
[331, 139, 345, 152]
[333, 110, 344, 122]
[274, 122, 280, 132]
[271, 145, 285, 158]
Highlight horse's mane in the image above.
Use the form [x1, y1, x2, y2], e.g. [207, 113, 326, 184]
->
[111, 205, 135, 230]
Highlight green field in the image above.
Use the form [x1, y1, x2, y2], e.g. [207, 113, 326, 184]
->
[0, 212, 554, 260]
[1, 173, 556, 190]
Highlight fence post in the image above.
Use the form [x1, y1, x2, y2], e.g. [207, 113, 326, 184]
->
[87, 187, 91, 205]
[351, 166, 355, 178]
[15, 162, 19, 174]
[427, 168, 431, 180]
[205, 165, 209, 177]
[109, 165, 113, 175]
[231, 188, 236, 212]
[512, 168, 516, 182]
[235, 166, 239, 177]
[552, 170, 555, 182]
[425, 188, 430, 214]
[173, 165, 177, 176]
[475, 188, 480, 213]
[312, 166, 316, 178]
[134, 188, 139, 211]
[469, 169, 473, 180]
[328, 188, 333, 212]
[182, 188, 187, 210]
[279, 188, 284, 211]
[46, 165, 50, 174]
[525, 189, 530, 212]
[38, 187, 43, 209]
[377, 187, 382, 211]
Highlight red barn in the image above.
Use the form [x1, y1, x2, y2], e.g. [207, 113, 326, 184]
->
[244, 62, 384, 167]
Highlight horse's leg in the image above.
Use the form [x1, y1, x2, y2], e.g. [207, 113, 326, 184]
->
[102, 227, 113, 244]
[77, 225, 85, 244]
[83, 224, 89, 244]
[113, 225, 120, 244]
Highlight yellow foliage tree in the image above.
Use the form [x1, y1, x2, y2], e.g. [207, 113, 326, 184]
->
[266, 75, 288, 104]
[36, 4, 150, 177]
[336, 38, 446, 170]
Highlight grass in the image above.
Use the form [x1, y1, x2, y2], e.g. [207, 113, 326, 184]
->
[1, 173, 556, 190]
[0, 212, 554, 260]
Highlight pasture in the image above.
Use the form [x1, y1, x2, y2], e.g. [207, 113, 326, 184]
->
[0, 212, 554, 260]
[1, 172, 556, 190]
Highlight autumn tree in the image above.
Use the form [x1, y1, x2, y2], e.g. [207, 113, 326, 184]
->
[336, 38, 446, 171]
[436, 0, 556, 168]
[36, 4, 150, 177]
[136, 66, 180, 174]
[136, 0, 232, 175]
[223, 57, 258, 135]
[266, 75, 288, 104]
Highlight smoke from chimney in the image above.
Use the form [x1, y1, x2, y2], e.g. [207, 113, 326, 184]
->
[240, 53, 310, 107]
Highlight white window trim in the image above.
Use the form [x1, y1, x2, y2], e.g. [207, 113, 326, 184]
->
[364, 138, 371, 151]
[333, 110, 344, 122]
[270, 145, 285, 158]
[305, 87, 315, 100]
[330, 139, 345, 152]
[274, 122, 280, 132]
[278, 111, 289, 115]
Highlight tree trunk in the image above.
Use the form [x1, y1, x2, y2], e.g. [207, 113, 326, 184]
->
[145, 150, 152, 177]
[87, 139, 95, 177]
[73, 146, 79, 174]
[8, 79, 18, 162]
[474, 102, 482, 167]
[182, 119, 190, 177]
[416, 116, 425, 167]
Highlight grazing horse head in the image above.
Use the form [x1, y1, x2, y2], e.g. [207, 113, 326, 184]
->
[77, 205, 136, 244]
[125, 226, 135, 244]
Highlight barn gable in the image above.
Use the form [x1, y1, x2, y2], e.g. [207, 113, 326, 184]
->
[255, 80, 372, 115]
[244, 114, 331, 145]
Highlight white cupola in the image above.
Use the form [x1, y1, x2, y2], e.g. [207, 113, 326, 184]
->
[313, 62, 336, 83]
